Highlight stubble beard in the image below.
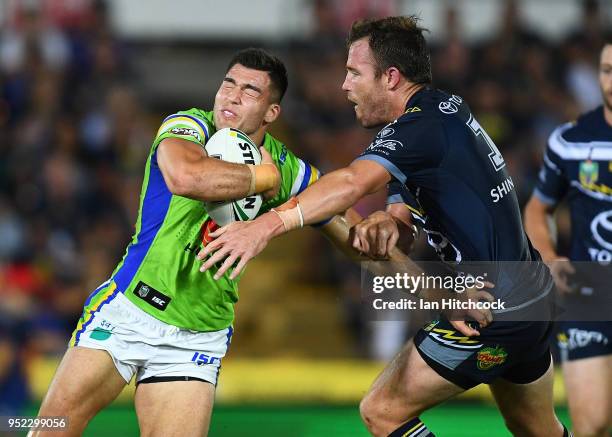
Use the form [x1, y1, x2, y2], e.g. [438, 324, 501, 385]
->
[358, 94, 390, 129]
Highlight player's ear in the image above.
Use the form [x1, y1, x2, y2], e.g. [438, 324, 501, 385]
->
[385, 67, 402, 90]
[264, 103, 281, 124]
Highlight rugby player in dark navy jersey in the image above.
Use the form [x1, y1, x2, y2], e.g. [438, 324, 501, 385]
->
[201, 17, 571, 437]
[524, 42, 612, 437]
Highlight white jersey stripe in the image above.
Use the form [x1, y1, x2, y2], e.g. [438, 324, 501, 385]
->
[290, 159, 306, 196]
[549, 122, 612, 160]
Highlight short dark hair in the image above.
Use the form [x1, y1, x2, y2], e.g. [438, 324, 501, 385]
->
[227, 48, 288, 103]
[347, 16, 432, 85]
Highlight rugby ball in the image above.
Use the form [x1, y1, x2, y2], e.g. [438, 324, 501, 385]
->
[204, 128, 263, 226]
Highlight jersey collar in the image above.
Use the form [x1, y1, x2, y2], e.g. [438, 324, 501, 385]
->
[404, 85, 430, 112]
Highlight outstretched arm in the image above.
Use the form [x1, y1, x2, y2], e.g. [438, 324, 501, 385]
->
[198, 159, 391, 277]
[295, 160, 391, 225]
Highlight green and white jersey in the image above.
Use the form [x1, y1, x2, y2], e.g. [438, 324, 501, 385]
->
[84, 109, 321, 332]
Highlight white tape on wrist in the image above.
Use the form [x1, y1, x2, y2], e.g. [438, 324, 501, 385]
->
[271, 199, 304, 231]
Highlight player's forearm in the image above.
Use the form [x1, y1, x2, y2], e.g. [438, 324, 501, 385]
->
[264, 160, 389, 240]
[259, 174, 362, 242]
[527, 226, 558, 263]
[321, 210, 439, 291]
[298, 168, 370, 225]
[170, 159, 253, 201]
[524, 199, 558, 262]
[166, 159, 278, 202]
[321, 209, 370, 263]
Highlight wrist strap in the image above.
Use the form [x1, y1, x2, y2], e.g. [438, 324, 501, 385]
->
[271, 197, 304, 231]
[247, 164, 279, 196]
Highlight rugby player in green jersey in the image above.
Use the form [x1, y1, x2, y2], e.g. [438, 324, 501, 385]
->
[32, 49, 365, 437]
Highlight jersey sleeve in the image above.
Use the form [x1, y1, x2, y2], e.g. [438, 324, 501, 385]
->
[354, 116, 445, 184]
[532, 129, 569, 206]
[261, 142, 321, 209]
[386, 180, 425, 225]
[387, 180, 408, 204]
[153, 110, 213, 149]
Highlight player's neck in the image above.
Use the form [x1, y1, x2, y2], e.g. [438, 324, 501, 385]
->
[395, 83, 424, 118]
[250, 130, 266, 146]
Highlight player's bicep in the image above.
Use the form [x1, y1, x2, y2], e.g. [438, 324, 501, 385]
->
[347, 159, 392, 194]
[157, 137, 207, 190]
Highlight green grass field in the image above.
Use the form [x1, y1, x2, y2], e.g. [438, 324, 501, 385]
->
[24, 403, 570, 436]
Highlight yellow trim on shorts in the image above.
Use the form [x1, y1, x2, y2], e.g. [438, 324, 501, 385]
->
[69, 282, 118, 347]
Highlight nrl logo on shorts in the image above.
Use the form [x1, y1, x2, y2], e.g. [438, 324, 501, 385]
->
[476, 345, 507, 370]
[138, 285, 150, 298]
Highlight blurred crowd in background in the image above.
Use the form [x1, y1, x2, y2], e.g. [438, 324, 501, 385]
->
[0, 0, 610, 413]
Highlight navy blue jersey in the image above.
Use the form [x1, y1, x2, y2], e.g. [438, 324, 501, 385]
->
[534, 106, 612, 264]
[356, 88, 551, 307]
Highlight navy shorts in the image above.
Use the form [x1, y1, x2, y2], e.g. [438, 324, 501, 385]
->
[557, 321, 611, 362]
[414, 318, 553, 390]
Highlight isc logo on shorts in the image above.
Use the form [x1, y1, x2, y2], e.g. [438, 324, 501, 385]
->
[191, 352, 220, 366]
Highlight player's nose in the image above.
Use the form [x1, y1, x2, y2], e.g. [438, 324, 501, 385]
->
[341, 75, 351, 92]
[226, 87, 242, 104]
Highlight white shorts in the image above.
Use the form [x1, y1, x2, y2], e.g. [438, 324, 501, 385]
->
[73, 291, 233, 385]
